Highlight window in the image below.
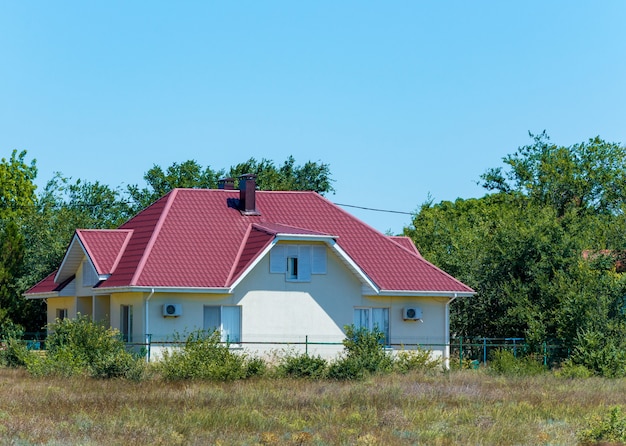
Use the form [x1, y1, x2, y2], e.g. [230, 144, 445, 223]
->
[203, 306, 241, 343]
[287, 256, 298, 279]
[354, 307, 389, 345]
[270, 244, 327, 281]
[120, 305, 133, 342]
[56, 308, 68, 321]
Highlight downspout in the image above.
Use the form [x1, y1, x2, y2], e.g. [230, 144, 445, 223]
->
[444, 293, 458, 369]
[145, 288, 155, 362]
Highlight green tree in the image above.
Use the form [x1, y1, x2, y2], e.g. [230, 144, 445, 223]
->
[128, 156, 335, 213]
[228, 156, 334, 194]
[481, 132, 626, 216]
[0, 150, 42, 334]
[127, 160, 224, 211]
[407, 133, 626, 360]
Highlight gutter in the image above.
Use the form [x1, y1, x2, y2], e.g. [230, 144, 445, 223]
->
[145, 288, 155, 362]
[444, 293, 459, 368]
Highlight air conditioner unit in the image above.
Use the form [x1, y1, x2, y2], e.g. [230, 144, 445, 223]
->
[162, 303, 182, 317]
[403, 307, 422, 321]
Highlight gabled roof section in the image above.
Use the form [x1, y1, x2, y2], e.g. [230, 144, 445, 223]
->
[227, 224, 275, 286]
[28, 188, 475, 296]
[54, 229, 133, 285]
[76, 229, 133, 275]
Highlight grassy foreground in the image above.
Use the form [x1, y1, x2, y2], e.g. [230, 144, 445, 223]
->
[0, 367, 624, 446]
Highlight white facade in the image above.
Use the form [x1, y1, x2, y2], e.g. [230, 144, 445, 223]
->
[42, 240, 453, 361]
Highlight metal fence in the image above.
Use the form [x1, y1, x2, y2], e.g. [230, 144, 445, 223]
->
[2, 332, 572, 367]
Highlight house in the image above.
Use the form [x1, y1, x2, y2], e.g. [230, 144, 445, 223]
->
[25, 174, 474, 360]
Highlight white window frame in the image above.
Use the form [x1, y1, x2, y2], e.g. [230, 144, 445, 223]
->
[270, 244, 326, 282]
[353, 307, 390, 345]
[120, 304, 133, 343]
[203, 305, 242, 344]
[56, 308, 68, 321]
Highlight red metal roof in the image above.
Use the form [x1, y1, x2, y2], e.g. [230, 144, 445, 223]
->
[26, 189, 474, 295]
[76, 229, 133, 275]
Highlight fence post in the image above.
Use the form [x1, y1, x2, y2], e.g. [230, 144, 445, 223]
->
[305, 335, 308, 355]
[145, 333, 152, 363]
[543, 341, 547, 367]
[459, 336, 463, 368]
[483, 337, 487, 364]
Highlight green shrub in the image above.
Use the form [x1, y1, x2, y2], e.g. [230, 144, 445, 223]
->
[326, 325, 393, 380]
[277, 351, 327, 378]
[0, 338, 31, 368]
[488, 349, 545, 376]
[244, 355, 267, 378]
[26, 315, 145, 379]
[569, 329, 626, 378]
[157, 330, 251, 381]
[555, 359, 593, 379]
[326, 356, 366, 380]
[342, 325, 393, 373]
[578, 406, 626, 444]
[394, 347, 442, 374]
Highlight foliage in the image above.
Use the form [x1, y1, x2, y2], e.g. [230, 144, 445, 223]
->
[128, 156, 334, 212]
[556, 359, 593, 379]
[393, 347, 442, 374]
[157, 330, 263, 381]
[26, 315, 144, 379]
[0, 339, 30, 368]
[228, 155, 335, 195]
[488, 349, 546, 377]
[568, 328, 626, 378]
[578, 406, 626, 445]
[276, 351, 328, 379]
[408, 133, 626, 373]
[481, 131, 626, 216]
[326, 325, 393, 380]
[127, 160, 224, 211]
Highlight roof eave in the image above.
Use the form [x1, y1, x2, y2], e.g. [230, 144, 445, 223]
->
[377, 290, 476, 298]
[93, 286, 232, 294]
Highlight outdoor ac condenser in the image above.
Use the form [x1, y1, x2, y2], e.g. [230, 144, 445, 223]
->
[403, 307, 422, 321]
[162, 303, 182, 317]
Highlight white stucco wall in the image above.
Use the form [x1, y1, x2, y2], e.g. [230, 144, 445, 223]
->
[45, 241, 453, 361]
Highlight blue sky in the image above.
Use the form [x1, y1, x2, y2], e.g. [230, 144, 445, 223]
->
[1, 2, 625, 234]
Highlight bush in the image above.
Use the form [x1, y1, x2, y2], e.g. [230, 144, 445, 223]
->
[0, 338, 30, 368]
[326, 325, 393, 380]
[578, 406, 626, 444]
[26, 315, 145, 379]
[245, 356, 267, 378]
[569, 329, 626, 378]
[488, 349, 545, 376]
[157, 330, 255, 381]
[277, 351, 327, 379]
[555, 359, 593, 379]
[394, 347, 442, 374]
[326, 356, 366, 380]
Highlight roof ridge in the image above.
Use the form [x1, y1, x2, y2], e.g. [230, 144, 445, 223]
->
[130, 189, 179, 286]
[109, 230, 134, 274]
[226, 223, 254, 285]
[75, 230, 102, 274]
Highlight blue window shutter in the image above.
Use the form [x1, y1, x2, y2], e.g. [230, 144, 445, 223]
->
[270, 245, 286, 273]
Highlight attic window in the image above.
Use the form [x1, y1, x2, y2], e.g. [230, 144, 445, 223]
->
[287, 257, 298, 280]
[270, 244, 326, 282]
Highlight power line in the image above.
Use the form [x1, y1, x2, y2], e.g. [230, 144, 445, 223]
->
[334, 203, 414, 216]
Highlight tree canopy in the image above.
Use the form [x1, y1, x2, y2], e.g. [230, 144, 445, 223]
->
[408, 133, 626, 374]
[127, 156, 334, 212]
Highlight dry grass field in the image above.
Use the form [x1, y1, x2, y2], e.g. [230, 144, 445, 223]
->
[0, 367, 624, 445]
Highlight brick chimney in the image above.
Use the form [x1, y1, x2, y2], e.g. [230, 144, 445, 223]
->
[238, 174, 260, 215]
[218, 178, 235, 190]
